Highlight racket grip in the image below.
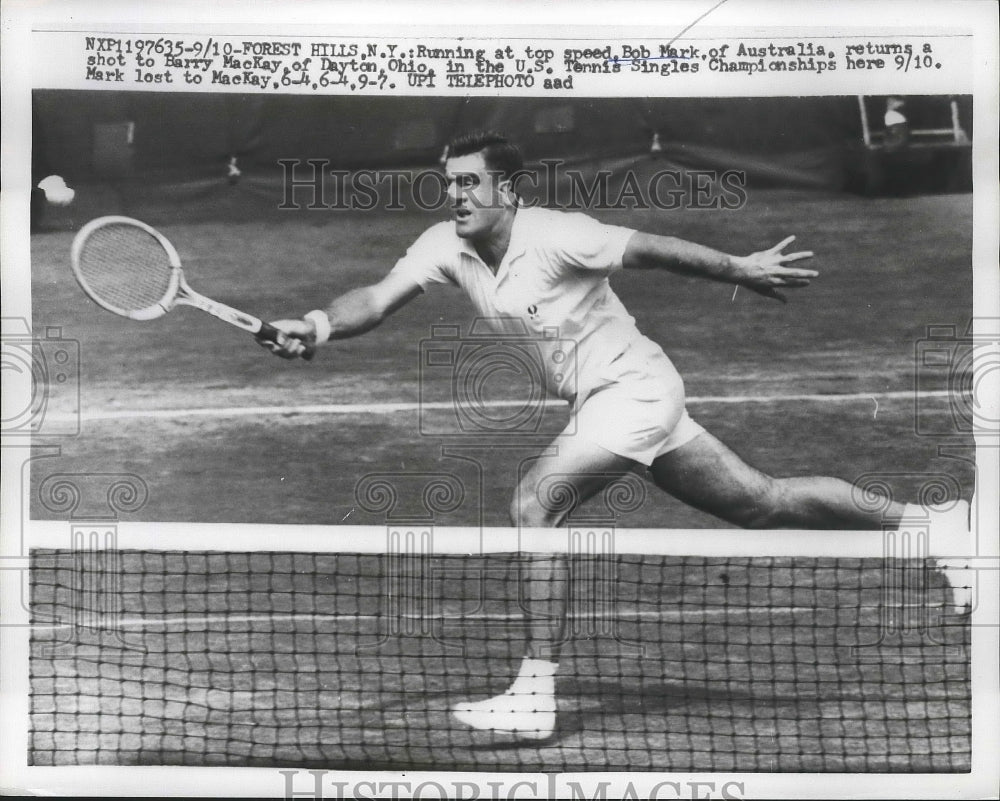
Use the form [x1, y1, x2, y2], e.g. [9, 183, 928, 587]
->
[258, 322, 316, 361]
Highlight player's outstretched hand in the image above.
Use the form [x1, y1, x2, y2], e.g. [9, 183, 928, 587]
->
[735, 235, 817, 303]
[256, 318, 315, 359]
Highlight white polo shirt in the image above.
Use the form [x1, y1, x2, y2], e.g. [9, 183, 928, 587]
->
[389, 206, 644, 402]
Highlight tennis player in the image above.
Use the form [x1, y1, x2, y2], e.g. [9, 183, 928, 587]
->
[260, 131, 971, 740]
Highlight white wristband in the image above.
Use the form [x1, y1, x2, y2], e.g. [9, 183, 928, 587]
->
[304, 309, 332, 344]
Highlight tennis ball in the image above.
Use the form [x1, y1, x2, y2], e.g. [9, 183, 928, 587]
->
[38, 175, 75, 206]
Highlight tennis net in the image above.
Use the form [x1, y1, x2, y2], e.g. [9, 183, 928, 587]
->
[29, 526, 971, 772]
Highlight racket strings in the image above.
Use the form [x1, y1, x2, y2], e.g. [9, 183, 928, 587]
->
[77, 225, 176, 314]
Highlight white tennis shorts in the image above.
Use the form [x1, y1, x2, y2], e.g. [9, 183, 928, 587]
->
[567, 337, 705, 466]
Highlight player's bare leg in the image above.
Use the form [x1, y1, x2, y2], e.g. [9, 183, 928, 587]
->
[451, 437, 636, 739]
[511, 440, 636, 659]
[648, 429, 962, 529]
[649, 430, 972, 610]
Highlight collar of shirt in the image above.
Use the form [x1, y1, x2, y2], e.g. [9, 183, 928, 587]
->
[454, 205, 531, 276]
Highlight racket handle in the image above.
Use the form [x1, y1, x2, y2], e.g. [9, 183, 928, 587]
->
[258, 322, 316, 361]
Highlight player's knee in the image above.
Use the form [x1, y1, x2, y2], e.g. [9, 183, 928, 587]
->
[733, 478, 789, 529]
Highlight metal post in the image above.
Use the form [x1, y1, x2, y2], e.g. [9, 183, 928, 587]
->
[857, 95, 872, 147]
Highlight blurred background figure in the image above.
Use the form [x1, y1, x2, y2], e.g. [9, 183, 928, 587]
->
[883, 96, 910, 152]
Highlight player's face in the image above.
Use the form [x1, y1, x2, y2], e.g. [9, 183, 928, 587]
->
[445, 152, 512, 241]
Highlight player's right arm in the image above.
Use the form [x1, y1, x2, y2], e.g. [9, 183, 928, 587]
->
[258, 270, 423, 359]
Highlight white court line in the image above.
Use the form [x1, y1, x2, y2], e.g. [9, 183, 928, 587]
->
[30, 604, 937, 632]
[48, 389, 953, 424]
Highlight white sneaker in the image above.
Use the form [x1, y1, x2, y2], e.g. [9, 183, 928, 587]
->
[452, 658, 557, 739]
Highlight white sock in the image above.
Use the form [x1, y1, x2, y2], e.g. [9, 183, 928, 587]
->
[899, 502, 972, 612]
[899, 501, 969, 538]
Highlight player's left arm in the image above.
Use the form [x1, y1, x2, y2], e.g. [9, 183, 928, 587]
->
[622, 232, 817, 303]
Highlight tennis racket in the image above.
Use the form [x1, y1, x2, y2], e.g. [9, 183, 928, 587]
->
[70, 216, 314, 360]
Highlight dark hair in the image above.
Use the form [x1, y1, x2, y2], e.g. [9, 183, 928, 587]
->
[446, 130, 524, 182]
